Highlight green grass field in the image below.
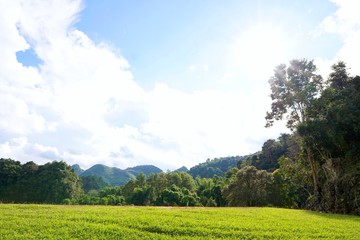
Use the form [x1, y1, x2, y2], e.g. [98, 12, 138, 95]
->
[0, 205, 359, 239]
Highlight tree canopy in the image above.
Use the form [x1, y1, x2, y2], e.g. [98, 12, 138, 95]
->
[0, 159, 82, 204]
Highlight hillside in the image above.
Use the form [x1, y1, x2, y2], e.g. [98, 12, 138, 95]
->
[125, 165, 162, 176]
[71, 164, 84, 175]
[174, 166, 188, 172]
[76, 164, 162, 186]
[188, 156, 246, 178]
[73, 155, 246, 186]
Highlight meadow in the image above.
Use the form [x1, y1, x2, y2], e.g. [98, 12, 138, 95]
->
[0, 204, 359, 239]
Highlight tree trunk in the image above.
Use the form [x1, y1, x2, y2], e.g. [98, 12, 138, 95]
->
[306, 147, 321, 200]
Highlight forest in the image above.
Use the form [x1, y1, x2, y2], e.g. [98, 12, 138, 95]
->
[0, 59, 359, 215]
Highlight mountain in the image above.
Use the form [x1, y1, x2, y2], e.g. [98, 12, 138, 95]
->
[71, 164, 84, 175]
[174, 166, 188, 172]
[126, 165, 162, 176]
[77, 164, 162, 186]
[72, 156, 245, 185]
[188, 156, 245, 178]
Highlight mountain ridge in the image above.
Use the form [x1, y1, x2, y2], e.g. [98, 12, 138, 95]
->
[71, 155, 245, 186]
[72, 164, 162, 186]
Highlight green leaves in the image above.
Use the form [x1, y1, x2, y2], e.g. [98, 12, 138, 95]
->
[266, 59, 322, 130]
[223, 166, 274, 207]
[0, 160, 83, 204]
[291, 61, 360, 214]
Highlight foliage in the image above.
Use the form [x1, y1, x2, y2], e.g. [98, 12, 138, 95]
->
[223, 166, 274, 206]
[265, 58, 324, 203]
[196, 176, 227, 207]
[265, 59, 322, 130]
[0, 158, 22, 194]
[1, 205, 359, 239]
[272, 155, 311, 208]
[250, 134, 299, 172]
[74, 186, 125, 206]
[124, 171, 200, 206]
[79, 164, 162, 186]
[298, 62, 360, 214]
[126, 165, 163, 177]
[80, 175, 109, 193]
[264, 60, 360, 214]
[72, 171, 202, 206]
[188, 156, 245, 178]
[0, 159, 82, 204]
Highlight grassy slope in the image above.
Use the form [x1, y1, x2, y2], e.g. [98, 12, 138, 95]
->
[0, 205, 359, 239]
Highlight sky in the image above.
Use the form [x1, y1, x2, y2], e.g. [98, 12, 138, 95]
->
[0, 0, 359, 171]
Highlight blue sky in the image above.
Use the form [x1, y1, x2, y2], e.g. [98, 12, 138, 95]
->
[1, 0, 360, 170]
[76, 0, 340, 91]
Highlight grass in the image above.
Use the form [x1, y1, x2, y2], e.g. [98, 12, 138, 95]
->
[0, 205, 359, 239]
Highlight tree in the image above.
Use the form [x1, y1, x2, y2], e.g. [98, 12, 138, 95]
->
[223, 166, 273, 206]
[4, 161, 40, 202]
[81, 175, 109, 193]
[196, 176, 227, 207]
[155, 185, 199, 206]
[0, 160, 83, 203]
[272, 156, 310, 208]
[35, 161, 83, 203]
[265, 59, 323, 129]
[188, 156, 245, 178]
[0, 158, 22, 195]
[298, 62, 360, 214]
[327, 61, 349, 90]
[265, 59, 323, 197]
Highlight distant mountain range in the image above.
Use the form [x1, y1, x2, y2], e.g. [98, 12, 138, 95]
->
[72, 156, 245, 186]
[72, 164, 162, 186]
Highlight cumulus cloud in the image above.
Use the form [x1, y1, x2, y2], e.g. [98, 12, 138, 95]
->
[0, 94, 46, 134]
[0, 137, 61, 164]
[0, 0, 142, 167]
[317, 0, 360, 75]
[0, 0, 288, 170]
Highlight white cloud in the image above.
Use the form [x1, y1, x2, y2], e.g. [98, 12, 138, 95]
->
[0, 94, 46, 134]
[141, 84, 287, 168]
[0, 137, 61, 164]
[317, 0, 360, 75]
[0, 0, 288, 171]
[188, 65, 196, 71]
[232, 24, 291, 82]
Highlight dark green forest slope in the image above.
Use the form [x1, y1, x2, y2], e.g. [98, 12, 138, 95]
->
[72, 156, 244, 186]
[0, 160, 82, 203]
[188, 156, 246, 178]
[74, 164, 162, 186]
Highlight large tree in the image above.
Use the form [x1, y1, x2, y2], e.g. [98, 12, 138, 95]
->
[223, 166, 273, 206]
[265, 59, 323, 197]
[0, 160, 83, 203]
[298, 62, 360, 214]
[0, 159, 22, 194]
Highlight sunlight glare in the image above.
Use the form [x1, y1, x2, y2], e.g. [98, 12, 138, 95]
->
[234, 25, 290, 80]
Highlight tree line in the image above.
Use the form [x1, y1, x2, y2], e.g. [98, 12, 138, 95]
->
[0, 155, 293, 208]
[0, 160, 82, 203]
[265, 59, 359, 215]
[0, 59, 358, 215]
